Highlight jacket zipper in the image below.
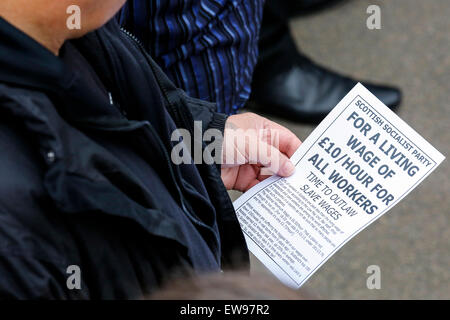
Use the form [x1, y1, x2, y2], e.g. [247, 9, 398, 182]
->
[119, 27, 221, 263]
[120, 29, 193, 132]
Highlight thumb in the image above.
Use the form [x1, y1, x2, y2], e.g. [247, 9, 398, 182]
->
[249, 140, 296, 177]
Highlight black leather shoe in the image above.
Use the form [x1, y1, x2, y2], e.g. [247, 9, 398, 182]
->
[249, 54, 402, 123]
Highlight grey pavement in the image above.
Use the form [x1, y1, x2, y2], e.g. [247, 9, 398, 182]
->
[231, 0, 449, 299]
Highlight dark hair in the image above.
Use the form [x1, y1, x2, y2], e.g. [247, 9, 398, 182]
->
[150, 270, 316, 300]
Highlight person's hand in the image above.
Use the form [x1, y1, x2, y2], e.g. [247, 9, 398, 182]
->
[221, 112, 302, 192]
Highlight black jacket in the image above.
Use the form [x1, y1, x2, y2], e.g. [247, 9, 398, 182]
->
[0, 18, 248, 299]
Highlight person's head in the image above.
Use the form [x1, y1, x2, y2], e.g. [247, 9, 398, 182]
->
[149, 270, 316, 300]
[0, 0, 127, 54]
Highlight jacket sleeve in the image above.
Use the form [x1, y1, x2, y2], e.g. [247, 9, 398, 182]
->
[181, 93, 229, 134]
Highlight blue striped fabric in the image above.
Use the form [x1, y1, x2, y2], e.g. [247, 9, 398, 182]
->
[119, 0, 264, 115]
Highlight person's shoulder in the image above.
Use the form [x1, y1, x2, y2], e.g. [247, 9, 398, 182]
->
[0, 82, 52, 110]
[0, 84, 62, 256]
[0, 83, 48, 208]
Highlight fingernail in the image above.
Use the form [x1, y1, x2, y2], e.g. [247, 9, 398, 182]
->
[282, 161, 295, 176]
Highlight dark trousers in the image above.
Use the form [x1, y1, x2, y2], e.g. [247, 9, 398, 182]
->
[257, 0, 342, 71]
[256, 0, 299, 75]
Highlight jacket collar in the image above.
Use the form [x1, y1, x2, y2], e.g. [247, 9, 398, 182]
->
[0, 17, 75, 92]
[0, 17, 124, 124]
